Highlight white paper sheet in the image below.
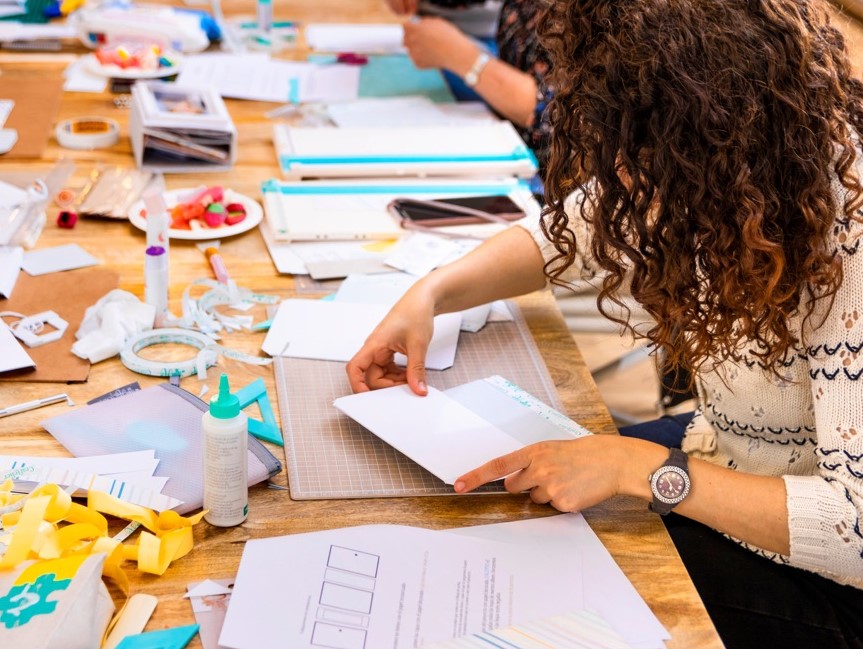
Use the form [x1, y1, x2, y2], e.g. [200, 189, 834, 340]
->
[260, 218, 393, 278]
[63, 57, 108, 93]
[0, 245, 23, 298]
[419, 609, 634, 649]
[334, 374, 590, 486]
[219, 524, 583, 649]
[384, 232, 483, 277]
[327, 96, 458, 129]
[304, 23, 406, 53]
[0, 450, 160, 476]
[261, 299, 462, 370]
[177, 54, 359, 103]
[335, 385, 525, 484]
[449, 515, 671, 649]
[0, 321, 34, 373]
[21, 243, 99, 275]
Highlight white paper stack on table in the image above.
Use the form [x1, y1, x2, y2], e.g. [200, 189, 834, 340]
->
[130, 80, 236, 173]
[219, 515, 670, 649]
[274, 122, 538, 179]
[176, 53, 360, 104]
[0, 450, 181, 511]
[261, 177, 539, 243]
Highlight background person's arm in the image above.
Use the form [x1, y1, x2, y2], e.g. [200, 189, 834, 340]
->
[403, 18, 539, 127]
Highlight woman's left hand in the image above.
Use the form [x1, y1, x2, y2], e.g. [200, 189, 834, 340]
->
[454, 436, 629, 512]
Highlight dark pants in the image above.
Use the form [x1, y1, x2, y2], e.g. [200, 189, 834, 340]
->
[619, 414, 863, 649]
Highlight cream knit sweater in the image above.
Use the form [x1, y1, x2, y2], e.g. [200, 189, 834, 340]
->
[521, 182, 863, 588]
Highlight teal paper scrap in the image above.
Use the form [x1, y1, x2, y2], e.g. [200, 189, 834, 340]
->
[115, 623, 199, 649]
[235, 377, 283, 446]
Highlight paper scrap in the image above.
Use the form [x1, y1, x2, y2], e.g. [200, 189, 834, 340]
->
[261, 299, 461, 370]
[0, 245, 22, 298]
[186, 578, 234, 649]
[0, 321, 34, 373]
[22, 243, 99, 276]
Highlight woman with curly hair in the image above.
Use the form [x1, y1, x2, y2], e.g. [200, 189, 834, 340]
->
[347, 0, 863, 646]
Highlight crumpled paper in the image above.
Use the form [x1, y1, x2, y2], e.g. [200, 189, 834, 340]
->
[71, 289, 155, 363]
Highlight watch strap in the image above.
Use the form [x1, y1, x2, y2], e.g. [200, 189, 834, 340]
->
[649, 448, 691, 515]
[463, 51, 491, 88]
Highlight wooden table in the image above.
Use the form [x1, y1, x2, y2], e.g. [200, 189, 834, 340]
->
[0, 2, 727, 647]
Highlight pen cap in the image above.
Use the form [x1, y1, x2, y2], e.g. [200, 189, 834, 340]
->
[210, 373, 241, 419]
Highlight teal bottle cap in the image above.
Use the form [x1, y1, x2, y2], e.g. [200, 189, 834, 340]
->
[209, 373, 240, 419]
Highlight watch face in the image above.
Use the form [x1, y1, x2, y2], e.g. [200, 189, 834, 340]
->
[651, 466, 690, 504]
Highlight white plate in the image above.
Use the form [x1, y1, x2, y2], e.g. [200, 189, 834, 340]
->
[128, 188, 263, 240]
[84, 52, 183, 79]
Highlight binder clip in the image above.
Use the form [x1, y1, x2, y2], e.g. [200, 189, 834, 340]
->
[235, 377, 283, 446]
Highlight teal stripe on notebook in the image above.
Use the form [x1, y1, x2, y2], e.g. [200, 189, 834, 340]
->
[261, 180, 531, 195]
[280, 150, 534, 169]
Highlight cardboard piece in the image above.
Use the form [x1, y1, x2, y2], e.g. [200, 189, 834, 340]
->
[0, 73, 63, 159]
[0, 267, 119, 382]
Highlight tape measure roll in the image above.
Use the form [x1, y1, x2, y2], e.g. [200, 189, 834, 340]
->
[55, 117, 120, 150]
[120, 328, 217, 378]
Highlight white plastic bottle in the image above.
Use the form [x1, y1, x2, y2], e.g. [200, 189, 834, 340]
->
[202, 374, 249, 527]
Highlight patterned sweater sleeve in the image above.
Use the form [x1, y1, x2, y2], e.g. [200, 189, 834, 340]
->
[785, 202, 863, 585]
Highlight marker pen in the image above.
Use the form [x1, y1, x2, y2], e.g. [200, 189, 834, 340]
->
[204, 246, 231, 284]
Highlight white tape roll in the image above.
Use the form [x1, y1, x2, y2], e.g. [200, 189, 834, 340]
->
[120, 326, 272, 380]
[120, 328, 217, 378]
[55, 117, 120, 150]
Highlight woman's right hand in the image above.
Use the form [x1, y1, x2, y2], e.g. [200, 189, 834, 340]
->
[403, 17, 479, 73]
[346, 284, 436, 395]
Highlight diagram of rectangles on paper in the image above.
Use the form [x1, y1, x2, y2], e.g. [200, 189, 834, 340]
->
[219, 524, 584, 649]
[260, 299, 461, 370]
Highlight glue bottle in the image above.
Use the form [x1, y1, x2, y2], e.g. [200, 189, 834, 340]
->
[202, 374, 249, 527]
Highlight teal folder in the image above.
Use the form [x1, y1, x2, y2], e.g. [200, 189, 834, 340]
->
[309, 54, 455, 103]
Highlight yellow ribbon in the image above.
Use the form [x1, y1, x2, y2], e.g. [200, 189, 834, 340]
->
[0, 481, 206, 578]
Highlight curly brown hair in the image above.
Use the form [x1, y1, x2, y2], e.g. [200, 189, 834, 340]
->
[537, 0, 863, 376]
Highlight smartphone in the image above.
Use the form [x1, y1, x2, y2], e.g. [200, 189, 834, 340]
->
[388, 195, 526, 227]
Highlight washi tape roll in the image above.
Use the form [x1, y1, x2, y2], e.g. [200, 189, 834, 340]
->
[55, 117, 120, 150]
[120, 328, 217, 378]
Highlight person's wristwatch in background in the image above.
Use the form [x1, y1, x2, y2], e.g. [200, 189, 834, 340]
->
[463, 51, 491, 88]
[648, 448, 691, 515]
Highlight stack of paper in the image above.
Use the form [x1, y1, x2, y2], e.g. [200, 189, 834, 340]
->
[130, 80, 236, 173]
[0, 0, 26, 20]
[177, 53, 360, 104]
[219, 515, 670, 649]
[0, 450, 181, 511]
[260, 177, 540, 243]
[274, 122, 538, 179]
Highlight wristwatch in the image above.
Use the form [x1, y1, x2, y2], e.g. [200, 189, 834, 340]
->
[463, 52, 491, 88]
[648, 448, 691, 515]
